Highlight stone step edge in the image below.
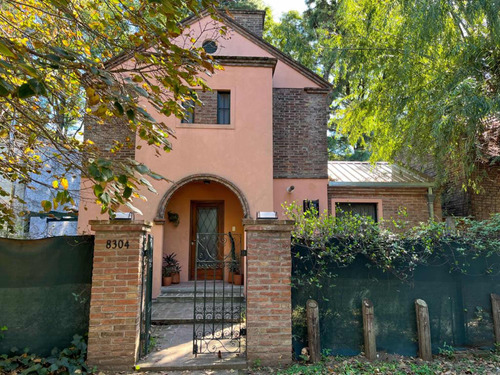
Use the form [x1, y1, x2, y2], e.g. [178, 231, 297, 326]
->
[152, 319, 243, 325]
[135, 359, 247, 372]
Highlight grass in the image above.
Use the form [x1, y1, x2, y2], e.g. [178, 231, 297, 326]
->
[248, 352, 500, 374]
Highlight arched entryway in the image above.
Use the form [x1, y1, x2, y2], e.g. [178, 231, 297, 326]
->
[156, 174, 249, 283]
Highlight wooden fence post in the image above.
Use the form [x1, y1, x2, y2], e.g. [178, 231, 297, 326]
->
[306, 299, 321, 363]
[491, 294, 500, 345]
[415, 299, 432, 361]
[362, 298, 376, 361]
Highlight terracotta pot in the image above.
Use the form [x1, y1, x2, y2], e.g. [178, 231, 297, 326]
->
[172, 272, 180, 284]
[227, 271, 233, 283]
[162, 276, 172, 286]
[233, 273, 243, 286]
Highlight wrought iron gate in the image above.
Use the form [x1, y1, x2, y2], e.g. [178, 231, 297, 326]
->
[193, 232, 246, 356]
[139, 234, 153, 358]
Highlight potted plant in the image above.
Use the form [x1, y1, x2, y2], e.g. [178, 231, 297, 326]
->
[229, 256, 243, 286]
[162, 265, 174, 286]
[163, 253, 181, 284]
[162, 253, 181, 286]
[172, 263, 182, 284]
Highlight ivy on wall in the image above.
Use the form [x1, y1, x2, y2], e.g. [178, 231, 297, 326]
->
[284, 202, 500, 287]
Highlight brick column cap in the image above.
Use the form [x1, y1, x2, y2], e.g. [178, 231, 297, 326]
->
[89, 220, 153, 232]
[243, 219, 294, 232]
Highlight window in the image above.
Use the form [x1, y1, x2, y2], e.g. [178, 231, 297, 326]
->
[336, 202, 378, 222]
[217, 91, 230, 124]
[181, 99, 195, 124]
[202, 40, 217, 54]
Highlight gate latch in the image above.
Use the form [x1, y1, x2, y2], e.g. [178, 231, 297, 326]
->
[241, 250, 247, 257]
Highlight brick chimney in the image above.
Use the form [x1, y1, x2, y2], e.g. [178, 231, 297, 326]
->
[229, 9, 266, 38]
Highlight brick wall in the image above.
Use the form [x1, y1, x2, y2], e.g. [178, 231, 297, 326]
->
[470, 165, 500, 220]
[190, 90, 218, 124]
[87, 220, 152, 370]
[230, 10, 266, 38]
[273, 89, 328, 179]
[84, 115, 135, 161]
[243, 219, 294, 365]
[328, 187, 442, 226]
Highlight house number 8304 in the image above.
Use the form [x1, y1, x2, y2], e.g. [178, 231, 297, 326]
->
[106, 240, 130, 249]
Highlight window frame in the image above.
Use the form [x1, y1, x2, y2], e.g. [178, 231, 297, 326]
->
[331, 198, 383, 222]
[217, 91, 231, 125]
[177, 89, 234, 129]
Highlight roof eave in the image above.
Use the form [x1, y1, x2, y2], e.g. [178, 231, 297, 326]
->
[328, 181, 435, 188]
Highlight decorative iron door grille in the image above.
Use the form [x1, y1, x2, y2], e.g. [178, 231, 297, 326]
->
[139, 234, 153, 358]
[193, 232, 246, 356]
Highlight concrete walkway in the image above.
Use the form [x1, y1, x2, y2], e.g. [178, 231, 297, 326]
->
[137, 281, 247, 371]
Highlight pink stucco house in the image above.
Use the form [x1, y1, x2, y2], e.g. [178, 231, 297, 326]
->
[78, 9, 332, 296]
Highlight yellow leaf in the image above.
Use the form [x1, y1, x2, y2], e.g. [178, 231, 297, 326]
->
[52, 180, 59, 188]
[61, 178, 69, 190]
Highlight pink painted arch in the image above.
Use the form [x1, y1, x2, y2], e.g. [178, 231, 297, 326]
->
[155, 174, 251, 220]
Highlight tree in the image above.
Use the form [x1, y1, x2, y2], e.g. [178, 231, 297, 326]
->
[320, 0, 500, 185]
[0, 0, 221, 230]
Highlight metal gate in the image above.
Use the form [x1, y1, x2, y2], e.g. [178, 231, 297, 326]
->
[139, 234, 153, 358]
[193, 232, 246, 356]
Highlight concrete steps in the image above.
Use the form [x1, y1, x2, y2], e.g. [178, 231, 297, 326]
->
[152, 281, 245, 325]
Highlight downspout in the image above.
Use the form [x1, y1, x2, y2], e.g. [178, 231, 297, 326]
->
[427, 187, 435, 221]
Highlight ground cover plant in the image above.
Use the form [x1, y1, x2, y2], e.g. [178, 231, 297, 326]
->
[0, 335, 94, 374]
[249, 352, 500, 375]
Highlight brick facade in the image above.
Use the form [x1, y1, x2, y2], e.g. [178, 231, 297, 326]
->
[86, 220, 152, 370]
[243, 219, 294, 366]
[328, 187, 442, 226]
[230, 10, 265, 38]
[470, 165, 500, 220]
[84, 115, 135, 161]
[273, 89, 329, 179]
[190, 90, 218, 124]
[442, 164, 500, 220]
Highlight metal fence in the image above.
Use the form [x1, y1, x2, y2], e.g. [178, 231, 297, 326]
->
[0, 236, 94, 356]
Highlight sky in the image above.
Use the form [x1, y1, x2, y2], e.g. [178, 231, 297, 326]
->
[263, 0, 307, 20]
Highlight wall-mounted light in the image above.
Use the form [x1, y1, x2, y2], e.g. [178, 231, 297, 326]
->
[257, 211, 278, 220]
[167, 211, 180, 226]
[286, 185, 295, 193]
[114, 212, 134, 220]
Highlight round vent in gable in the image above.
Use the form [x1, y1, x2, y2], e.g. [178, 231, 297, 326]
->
[202, 40, 217, 54]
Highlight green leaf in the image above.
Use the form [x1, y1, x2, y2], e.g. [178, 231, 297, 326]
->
[27, 79, 46, 95]
[100, 192, 110, 204]
[41, 200, 52, 212]
[17, 83, 35, 99]
[114, 101, 124, 115]
[123, 186, 132, 199]
[126, 109, 135, 121]
[0, 40, 16, 58]
[93, 184, 104, 197]
[135, 164, 149, 174]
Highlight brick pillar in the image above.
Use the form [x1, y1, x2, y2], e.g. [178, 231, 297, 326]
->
[87, 220, 152, 370]
[243, 219, 294, 366]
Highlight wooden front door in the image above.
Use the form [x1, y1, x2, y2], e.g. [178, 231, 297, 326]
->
[190, 201, 224, 280]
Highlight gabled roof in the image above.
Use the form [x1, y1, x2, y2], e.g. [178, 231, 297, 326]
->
[328, 161, 434, 188]
[183, 9, 332, 90]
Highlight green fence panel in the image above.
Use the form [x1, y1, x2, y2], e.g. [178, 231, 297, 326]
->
[292, 242, 500, 357]
[0, 236, 94, 356]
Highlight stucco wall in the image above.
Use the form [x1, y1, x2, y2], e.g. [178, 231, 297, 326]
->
[163, 180, 245, 284]
[273, 178, 328, 218]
